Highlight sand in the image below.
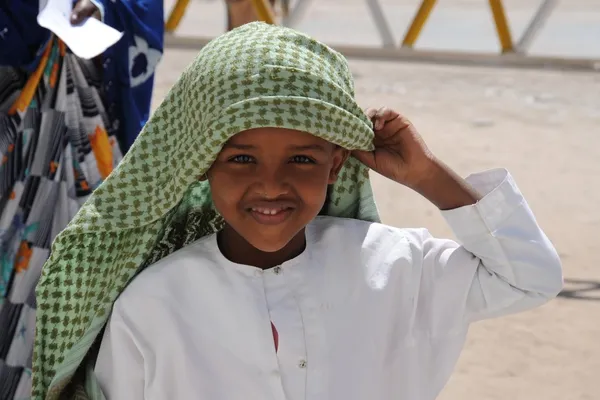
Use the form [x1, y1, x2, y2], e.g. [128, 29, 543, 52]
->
[150, 10, 600, 398]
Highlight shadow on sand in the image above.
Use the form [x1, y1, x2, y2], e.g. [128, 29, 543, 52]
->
[558, 278, 600, 301]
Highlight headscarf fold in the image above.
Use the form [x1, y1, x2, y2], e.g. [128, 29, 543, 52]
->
[32, 22, 380, 399]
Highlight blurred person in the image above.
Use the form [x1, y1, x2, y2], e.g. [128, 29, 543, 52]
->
[226, 0, 276, 30]
[0, 0, 163, 398]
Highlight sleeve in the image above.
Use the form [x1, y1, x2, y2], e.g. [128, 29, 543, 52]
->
[93, 0, 164, 148]
[0, 0, 51, 67]
[95, 301, 145, 399]
[416, 168, 563, 327]
[94, 0, 164, 57]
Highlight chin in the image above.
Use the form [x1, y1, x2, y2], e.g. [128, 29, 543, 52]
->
[243, 223, 308, 253]
[248, 236, 295, 253]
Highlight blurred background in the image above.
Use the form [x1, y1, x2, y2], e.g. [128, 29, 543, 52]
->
[159, 1, 600, 399]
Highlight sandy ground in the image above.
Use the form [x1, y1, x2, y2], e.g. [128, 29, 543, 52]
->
[151, 2, 600, 398]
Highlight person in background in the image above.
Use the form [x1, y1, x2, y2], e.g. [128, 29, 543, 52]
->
[69, 0, 164, 152]
[0, 0, 163, 398]
[225, 0, 276, 30]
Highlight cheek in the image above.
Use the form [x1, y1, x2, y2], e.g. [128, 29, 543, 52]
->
[293, 168, 331, 204]
[207, 172, 244, 211]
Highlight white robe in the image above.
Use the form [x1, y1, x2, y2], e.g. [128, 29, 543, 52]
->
[95, 168, 563, 400]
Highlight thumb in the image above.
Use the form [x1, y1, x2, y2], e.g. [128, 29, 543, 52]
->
[351, 150, 375, 170]
[70, 0, 94, 24]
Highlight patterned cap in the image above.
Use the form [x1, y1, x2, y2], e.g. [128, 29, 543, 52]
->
[32, 22, 380, 399]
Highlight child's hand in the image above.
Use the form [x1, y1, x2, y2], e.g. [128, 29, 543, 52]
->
[352, 107, 436, 189]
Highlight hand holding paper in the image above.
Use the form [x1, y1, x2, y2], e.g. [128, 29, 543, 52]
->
[70, 0, 102, 24]
[37, 0, 124, 59]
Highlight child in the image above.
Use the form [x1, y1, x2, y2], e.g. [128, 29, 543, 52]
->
[31, 22, 562, 400]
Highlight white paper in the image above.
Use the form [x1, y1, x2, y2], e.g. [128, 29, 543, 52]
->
[37, 0, 124, 59]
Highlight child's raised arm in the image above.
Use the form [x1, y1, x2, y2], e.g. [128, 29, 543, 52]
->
[413, 167, 562, 323]
[353, 107, 563, 322]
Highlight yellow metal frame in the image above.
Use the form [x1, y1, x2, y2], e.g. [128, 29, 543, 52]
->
[488, 0, 514, 52]
[166, 0, 277, 33]
[250, 0, 276, 24]
[163, 0, 598, 71]
[165, 0, 190, 33]
[401, 0, 514, 52]
[166, 0, 518, 54]
[401, 0, 437, 47]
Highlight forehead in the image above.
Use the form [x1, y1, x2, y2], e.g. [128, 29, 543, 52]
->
[225, 128, 334, 149]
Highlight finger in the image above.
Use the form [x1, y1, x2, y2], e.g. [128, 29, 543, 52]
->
[365, 108, 386, 130]
[371, 116, 410, 143]
[386, 109, 413, 127]
[373, 116, 384, 131]
[381, 113, 410, 133]
[372, 107, 400, 130]
[369, 107, 386, 130]
[70, 1, 96, 24]
[364, 108, 378, 119]
[376, 107, 400, 122]
[351, 150, 375, 169]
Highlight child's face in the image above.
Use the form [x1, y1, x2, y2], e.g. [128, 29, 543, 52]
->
[207, 127, 349, 253]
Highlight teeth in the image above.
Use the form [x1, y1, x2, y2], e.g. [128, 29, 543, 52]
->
[251, 207, 285, 215]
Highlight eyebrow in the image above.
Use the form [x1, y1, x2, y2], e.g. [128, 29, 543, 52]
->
[223, 143, 255, 150]
[224, 143, 329, 153]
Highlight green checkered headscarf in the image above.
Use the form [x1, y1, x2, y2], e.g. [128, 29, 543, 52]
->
[32, 22, 380, 399]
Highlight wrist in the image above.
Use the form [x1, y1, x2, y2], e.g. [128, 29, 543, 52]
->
[408, 159, 481, 210]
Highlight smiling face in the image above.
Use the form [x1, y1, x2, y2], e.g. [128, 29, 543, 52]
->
[207, 128, 349, 257]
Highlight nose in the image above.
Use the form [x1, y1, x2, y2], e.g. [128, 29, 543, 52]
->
[254, 164, 290, 198]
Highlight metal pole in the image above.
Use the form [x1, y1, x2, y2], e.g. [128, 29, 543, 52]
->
[515, 0, 558, 53]
[250, 0, 277, 24]
[165, 0, 191, 33]
[489, 0, 514, 52]
[401, 0, 437, 48]
[281, 0, 313, 27]
[165, 33, 600, 72]
[365, 0, 396, 49]
[281, 0, 290, 17]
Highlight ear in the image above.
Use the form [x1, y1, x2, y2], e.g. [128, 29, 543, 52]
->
[328, 147, 350, 184]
